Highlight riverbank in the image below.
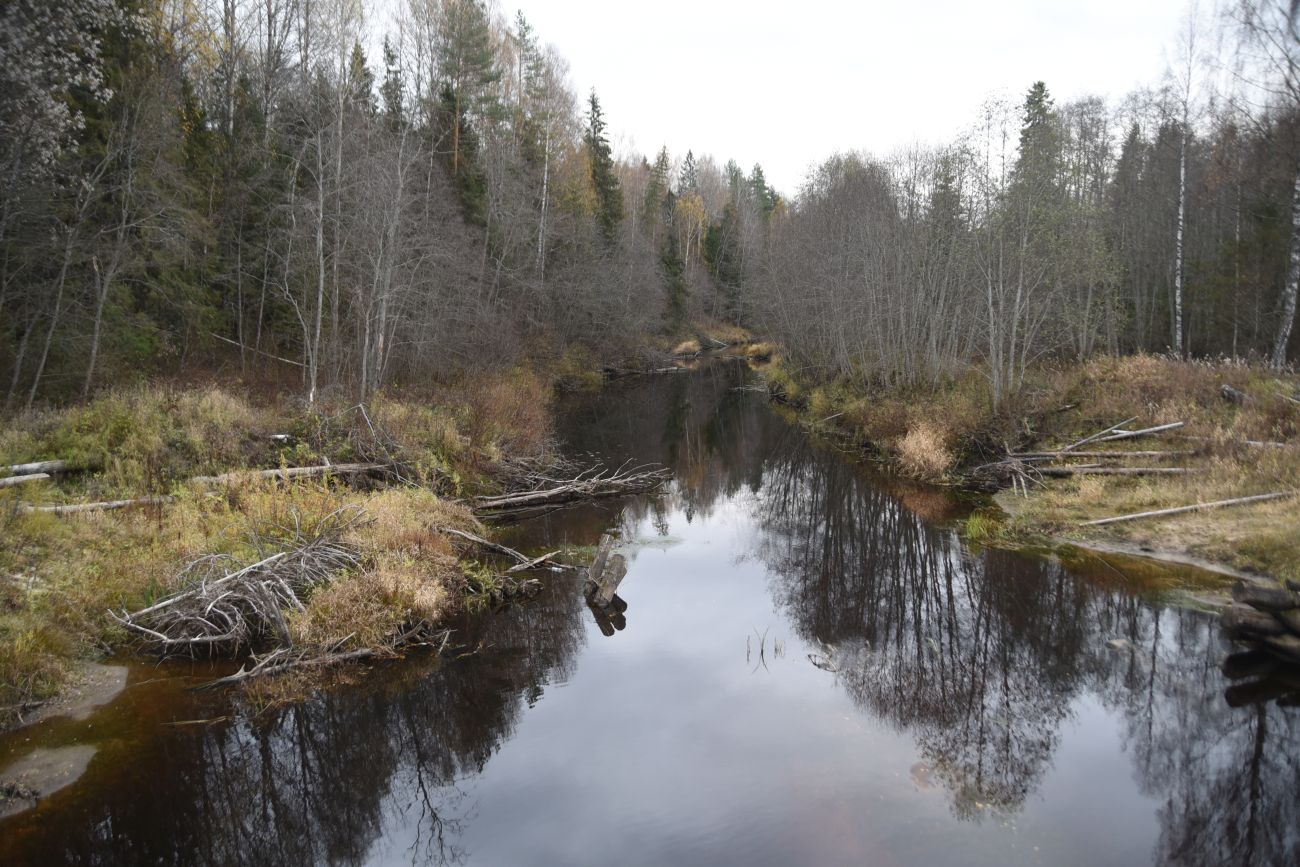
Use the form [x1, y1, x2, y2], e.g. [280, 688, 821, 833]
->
[0, 367, 587, 728]
[759, 352, 1300, 585]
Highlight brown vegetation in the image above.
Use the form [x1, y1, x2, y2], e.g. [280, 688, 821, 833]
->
[0, 371, 568, 727]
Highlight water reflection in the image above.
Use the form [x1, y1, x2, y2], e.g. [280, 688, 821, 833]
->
[2, 360, 1298, 866]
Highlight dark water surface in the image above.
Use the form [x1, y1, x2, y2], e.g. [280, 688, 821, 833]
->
[3, 360, 1299, 866]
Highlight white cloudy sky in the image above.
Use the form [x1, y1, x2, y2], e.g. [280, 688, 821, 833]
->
[378, 0, 1207, 193]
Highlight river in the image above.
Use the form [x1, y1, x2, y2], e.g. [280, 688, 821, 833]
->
[2, 359, 1298, 866]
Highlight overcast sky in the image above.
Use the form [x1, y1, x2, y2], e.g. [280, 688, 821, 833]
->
[379, 0, 1203, 193]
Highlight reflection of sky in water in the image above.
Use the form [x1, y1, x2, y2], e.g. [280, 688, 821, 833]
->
[2, 361, 1297, 867]
[438, 490, 1162, 867]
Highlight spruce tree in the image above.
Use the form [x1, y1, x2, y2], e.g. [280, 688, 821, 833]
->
[679, 150, 698, 194]
[585, 91, 623, 246]
[380, 37, 404, 128]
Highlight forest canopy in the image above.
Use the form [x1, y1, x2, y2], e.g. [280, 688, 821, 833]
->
[1, 0, 1298, 410]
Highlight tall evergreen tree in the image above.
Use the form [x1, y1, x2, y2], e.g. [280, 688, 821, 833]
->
[585, 90, 623, 246]
[380, 37, 404, 128]
[436, 0, 500, 176]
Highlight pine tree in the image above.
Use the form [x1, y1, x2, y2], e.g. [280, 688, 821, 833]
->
[437, 0, 501, 176]
[586, 90, 623, 246]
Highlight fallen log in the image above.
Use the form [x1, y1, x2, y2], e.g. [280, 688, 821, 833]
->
[1262, 634, 1300, 664]
[1009, 450, 1194, 460]
[1233, 577, 1299, 613]
[3, 460, 70, 476]
[191, 463, 383, 485]
[1225, 677, 1300, 708]
[473, 465, 670, 512]
[1094, 421, 1185, 443]
[438, 526, 530, 564]
[21, 496, 176, 515]
[1222, 649, 1282, 680]
[438, 525, 574, 573]
[1082, 490, 1298, 527]
[1038, 466, 1195, 477]
[1058, 417, 1139, 454]
[0, 473, 50, 489]
[1222, 603, 1287, 638]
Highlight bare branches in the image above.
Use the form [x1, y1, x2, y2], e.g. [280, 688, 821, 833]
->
[472, 462, 670, 513]
[110, 506, 365, 657]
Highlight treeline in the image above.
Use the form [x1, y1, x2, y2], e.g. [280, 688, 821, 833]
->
[0, 0, 778, 409]
[752, 4, 1300, 401]
[3, 2, 1298, 411]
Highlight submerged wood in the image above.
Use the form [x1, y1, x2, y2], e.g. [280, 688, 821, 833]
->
[438, 525, 574, 573]
[1233, 577, 1300, 613]
[1082, 490, 1298, 527]
[584, 534, 629, 608]
[1222, 603, 1287, 637]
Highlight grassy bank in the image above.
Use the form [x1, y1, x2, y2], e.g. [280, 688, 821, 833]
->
[760, 352, 1300, 583]
[0, 370, 566, 725]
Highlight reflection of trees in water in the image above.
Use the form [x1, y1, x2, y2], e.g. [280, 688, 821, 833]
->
[753, 428, 1300, 862]
[756, 438, 1084, 816]
[12, 572, 589, 867]
[10, 363, 1298, 866]
[556, 360, 774, 526]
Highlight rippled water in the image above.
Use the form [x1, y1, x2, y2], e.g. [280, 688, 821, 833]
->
[2, 360, 1298, 866]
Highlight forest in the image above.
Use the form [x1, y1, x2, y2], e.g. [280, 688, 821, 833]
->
[2, 1, 1298, 410]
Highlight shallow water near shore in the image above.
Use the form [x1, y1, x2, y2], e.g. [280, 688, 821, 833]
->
[2, 359, 1298, 866]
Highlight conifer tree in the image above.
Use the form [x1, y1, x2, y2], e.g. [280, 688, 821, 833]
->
[437, 0, 500, 176]
[585, 90, 623, 246]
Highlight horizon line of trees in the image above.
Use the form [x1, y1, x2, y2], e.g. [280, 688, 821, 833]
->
[751, 1, 1300, 401]
[1, 1, 1298, 411]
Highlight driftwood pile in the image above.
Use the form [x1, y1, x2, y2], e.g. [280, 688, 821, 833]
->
[1221, 576, 1300, 706]
[984, 413, 1298, 526]
[110, 506, 365, 656]
[986, 417, 1192, 497]
[472, 463, 670, 516]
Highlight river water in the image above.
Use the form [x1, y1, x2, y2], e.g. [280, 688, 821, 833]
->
[2, 359, 1298, 866]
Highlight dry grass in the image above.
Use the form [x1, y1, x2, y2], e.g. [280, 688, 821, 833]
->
[997, 356, 1300, 580]
[699, 321, 753, 346]
[896, 422, 955, 478]
[0, 478, 487, 721]
[765, 350, 1300, 580]
[0, 368, 564, 725]
[0, 385, 281, 497]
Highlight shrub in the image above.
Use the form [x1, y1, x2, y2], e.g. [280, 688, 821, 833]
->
[896, 422, 954, 479]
